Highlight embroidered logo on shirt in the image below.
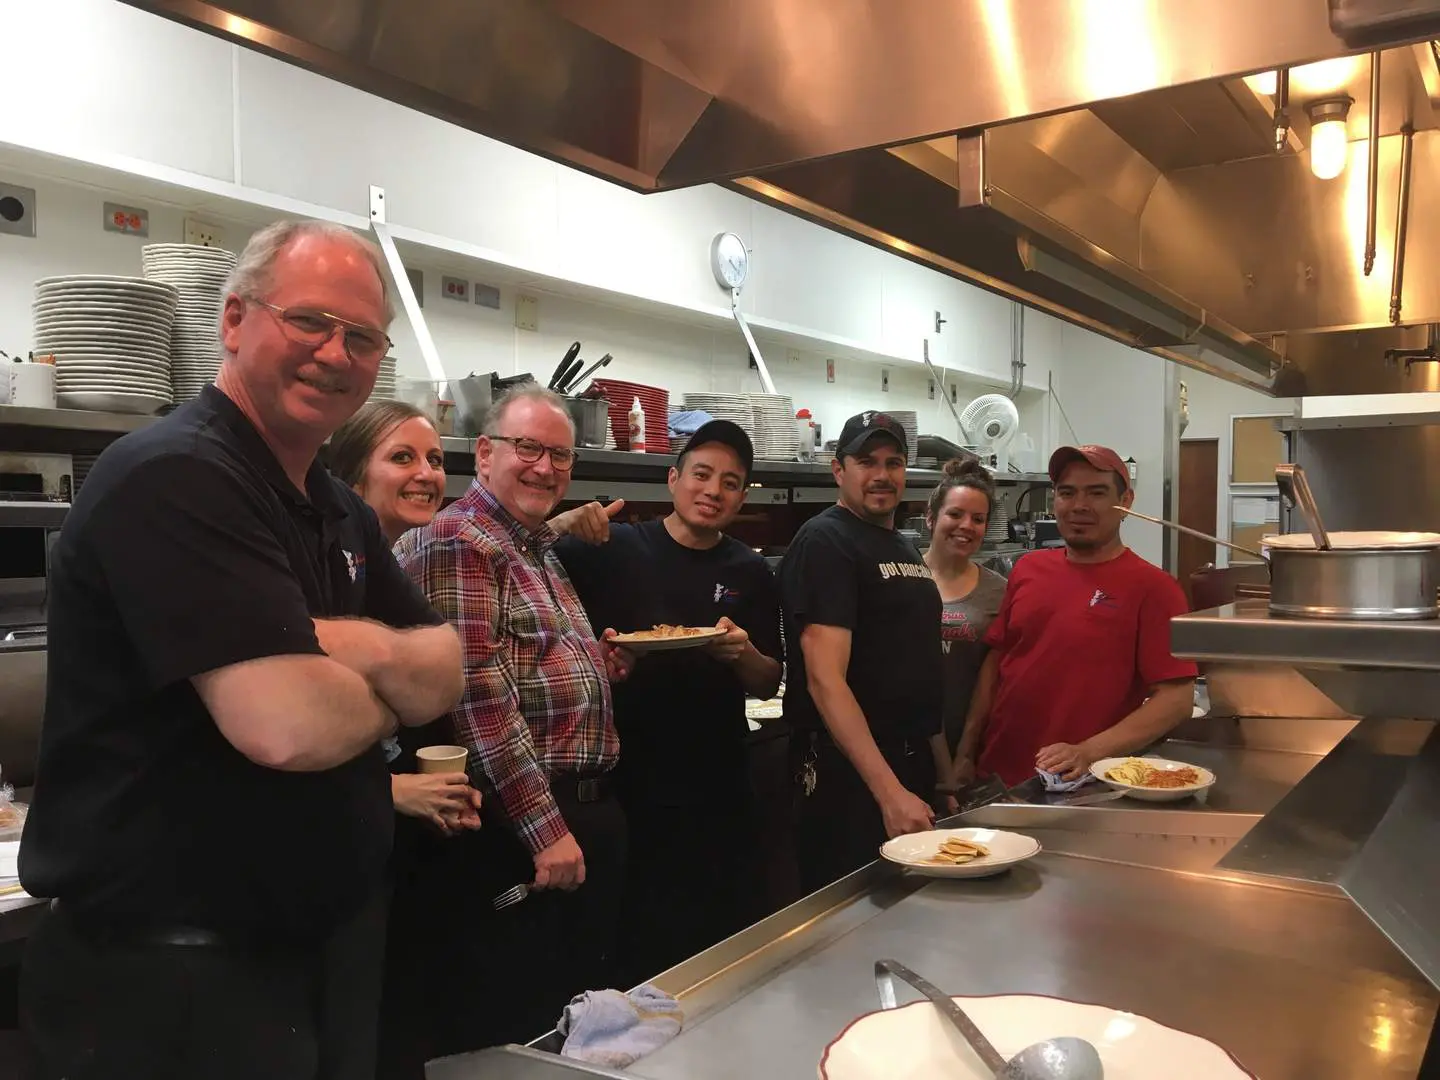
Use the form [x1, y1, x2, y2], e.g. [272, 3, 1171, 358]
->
[342, 549, 366, 584]
[1089, 588, 1118, 609]
[713, 583, 740, 604]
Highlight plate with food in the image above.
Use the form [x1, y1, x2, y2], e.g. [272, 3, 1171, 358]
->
[608, 624, 728, 653]
[880, 827, 1039, 879]
[820, 993, 1255, 1079]
[1090, 756, 1216, 802]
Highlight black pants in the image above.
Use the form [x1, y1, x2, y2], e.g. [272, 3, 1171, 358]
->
[616, 784, 762, 987]
[791, 735, 936, 896]
[22, 905, 326, 1080]
[382, 784, 628, 1068]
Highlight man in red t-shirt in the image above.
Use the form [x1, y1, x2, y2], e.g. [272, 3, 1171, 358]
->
[952, 445, 1197, 787]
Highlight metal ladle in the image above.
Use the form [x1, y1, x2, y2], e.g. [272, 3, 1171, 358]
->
[874, 960, 1104, 1080]
[1274, 463, 1332, 550]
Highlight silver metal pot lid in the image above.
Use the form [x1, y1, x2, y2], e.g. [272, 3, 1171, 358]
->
[1263, 530, 1440, 550]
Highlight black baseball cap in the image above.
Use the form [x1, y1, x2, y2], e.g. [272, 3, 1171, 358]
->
[678, 419, 753, 480]
[836, 410, 908, 458]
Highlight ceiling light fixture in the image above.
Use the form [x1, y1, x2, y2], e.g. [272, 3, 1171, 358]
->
[1307, 96, 1353, 180]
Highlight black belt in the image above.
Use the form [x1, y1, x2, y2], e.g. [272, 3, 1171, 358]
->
[805, 731, 928, 756]
[553, 772, 614, 804]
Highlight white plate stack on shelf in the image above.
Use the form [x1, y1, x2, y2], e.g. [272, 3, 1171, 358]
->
[681, 392, 755, 454]
[140, 243, 237, 404]
[746, 392, 799, 460]
[33, 275, 180, 416]
[887, 409, 919, 465]
[368, 356, 398, 402]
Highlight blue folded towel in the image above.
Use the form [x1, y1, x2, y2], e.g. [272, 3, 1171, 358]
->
[1037, 767, 1091, 793]
[558, 984, 684, 1069]
[667, 409, 713, 439]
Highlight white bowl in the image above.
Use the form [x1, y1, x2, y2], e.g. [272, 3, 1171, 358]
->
[819, 994, 1254, 1079]
[1089, 757, 1216, 802]
[879, 827, 1040, 879]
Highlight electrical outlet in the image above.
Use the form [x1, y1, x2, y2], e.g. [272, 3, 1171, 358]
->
[786, 350, 801, 366]
[881, 369, 890, 393]
[441, 275, 469, 302]
[928, 378, 936, 400]
[515, 294, 539, 332]
[474, 283, 501, 309]
[103, 202, 149, 237]
[184, 217, 226, 248]
[0, 182, 36, 238]
[825, 358, 835, 384]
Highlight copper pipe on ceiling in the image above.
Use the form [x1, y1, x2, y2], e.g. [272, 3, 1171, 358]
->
[1391, 125, 1417, 325]
[1365, 51, 1382, 276]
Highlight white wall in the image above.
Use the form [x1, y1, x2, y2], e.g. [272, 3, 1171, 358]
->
[1182, 375, 1295, 568]
[0, 167, 1040, 442]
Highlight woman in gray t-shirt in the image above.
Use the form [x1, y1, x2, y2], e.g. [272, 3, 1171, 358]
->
[923, 460, 1009, 763]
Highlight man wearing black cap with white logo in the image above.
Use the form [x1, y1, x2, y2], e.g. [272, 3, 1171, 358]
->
[554, 419, 783, 980]
[951, 444, 1196, 789]
[779, 411, 947, 893]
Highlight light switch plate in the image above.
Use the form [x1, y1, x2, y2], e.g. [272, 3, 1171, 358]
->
[103, 202, 149, 237]
[0, 182, 36, 238]
[183, 217, 225, 247]
[881, 369, 890, 393]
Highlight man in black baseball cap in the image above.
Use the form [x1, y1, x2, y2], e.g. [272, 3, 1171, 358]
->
[779, 410, 947, 893]
[553, 417, 782, 980]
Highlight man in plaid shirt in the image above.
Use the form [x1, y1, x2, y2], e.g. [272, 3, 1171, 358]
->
[395, 385, 633, 1047]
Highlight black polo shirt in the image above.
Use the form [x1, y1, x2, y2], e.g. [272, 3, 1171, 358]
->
[20, 385, 442, 943]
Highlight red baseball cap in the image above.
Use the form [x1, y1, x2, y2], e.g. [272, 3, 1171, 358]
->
[1048, 444, 1130, 491]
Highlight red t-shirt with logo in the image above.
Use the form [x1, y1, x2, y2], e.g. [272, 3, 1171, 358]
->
[979, 548, 1198, 786]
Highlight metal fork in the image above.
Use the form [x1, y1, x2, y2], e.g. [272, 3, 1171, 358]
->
[491, 883, 530, 911]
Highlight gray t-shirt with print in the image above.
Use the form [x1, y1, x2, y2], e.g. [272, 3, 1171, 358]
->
[940, 566, 1009, 754]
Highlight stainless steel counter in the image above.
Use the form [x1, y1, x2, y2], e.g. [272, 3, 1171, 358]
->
[629, 855, 1435, 1079]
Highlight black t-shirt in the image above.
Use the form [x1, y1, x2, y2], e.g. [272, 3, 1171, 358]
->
[20, 385, 442, 943]
[556, 520, 782, 805]
[779, 505, 942, 742]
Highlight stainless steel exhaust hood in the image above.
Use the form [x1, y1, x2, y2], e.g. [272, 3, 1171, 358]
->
[117, 0, 1440, 395]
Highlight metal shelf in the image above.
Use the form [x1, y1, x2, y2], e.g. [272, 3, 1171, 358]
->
[0, 405, 155, 435]
[1172, 600, 1440, 672]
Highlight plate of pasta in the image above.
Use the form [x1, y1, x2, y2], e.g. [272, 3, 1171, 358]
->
[1089, 757, 1216, 802]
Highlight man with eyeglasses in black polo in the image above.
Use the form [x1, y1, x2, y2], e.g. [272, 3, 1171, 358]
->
[20, 220, 464, 1080]
[395, 385, 635, 1049]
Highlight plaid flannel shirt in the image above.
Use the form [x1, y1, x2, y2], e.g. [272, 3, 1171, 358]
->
[394, 480, 618, 853]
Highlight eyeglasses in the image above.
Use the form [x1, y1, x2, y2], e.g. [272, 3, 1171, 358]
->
[488, 435, 578, 471]
[251, 300, 393, 364]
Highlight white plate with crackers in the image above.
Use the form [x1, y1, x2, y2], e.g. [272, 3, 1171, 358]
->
[608, 625, 728, 653]
[880, 827, 1040, 879]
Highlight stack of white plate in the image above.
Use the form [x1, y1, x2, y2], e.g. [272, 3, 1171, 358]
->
[33, 275, 180, 416]
[681, 392, 753, 429]
[141, 243, 237, 403]
[368, 356, 398, 402]
[746, 392, 798, 460]
[888, 409, 920, 465]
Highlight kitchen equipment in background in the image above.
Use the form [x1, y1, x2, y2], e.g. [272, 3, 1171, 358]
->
[34, 274, 180, 416]
[1119, 474, 1440, 621]
[140, 243, 237, 404]
[368, 355, 398, 402]
[396, 377, 457, 434]
[547, 341, 582, 391]
[566, 396, 609, 448]
[595, 379, 667, 451]
[565, 352, 612, 395]
[886, 409, 919, 465]
[958, 394, 1020, 471]
[916, 433, 971, 466]
[0, 360, 55, 409]
[449, 372, 494, 435]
